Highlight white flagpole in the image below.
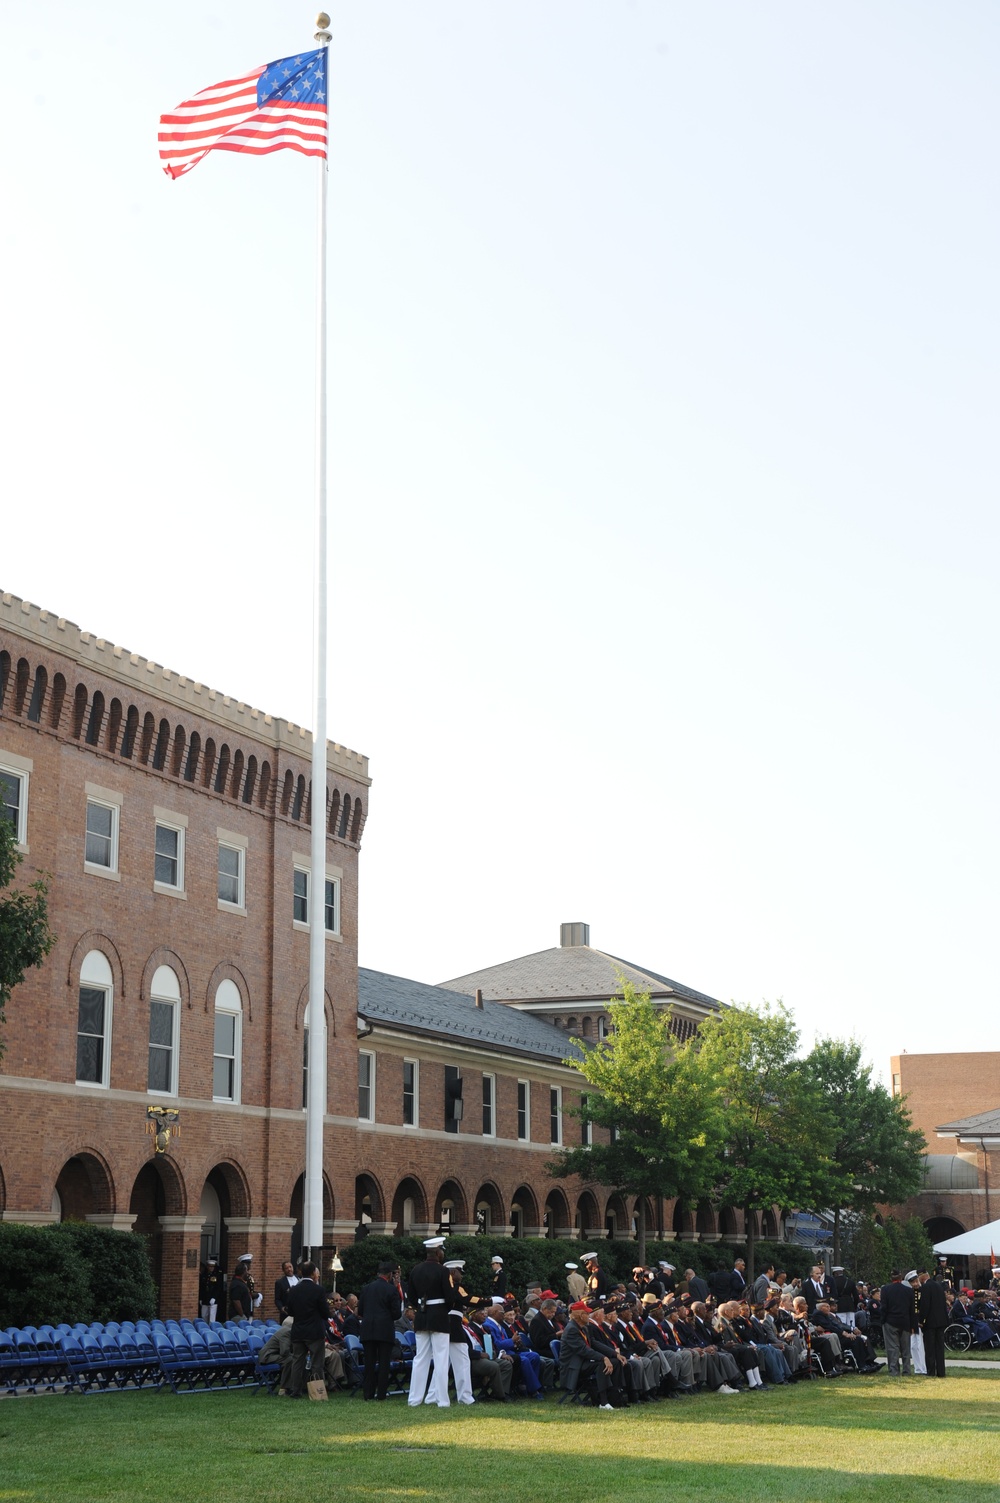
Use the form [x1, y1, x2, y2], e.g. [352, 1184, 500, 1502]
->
[304, 9, 332, 1265]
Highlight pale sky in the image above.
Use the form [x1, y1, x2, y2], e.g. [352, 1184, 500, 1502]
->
[2, 1, 998, 1082]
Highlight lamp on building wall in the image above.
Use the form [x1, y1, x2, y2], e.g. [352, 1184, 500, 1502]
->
[146, 1106, 180, 1155]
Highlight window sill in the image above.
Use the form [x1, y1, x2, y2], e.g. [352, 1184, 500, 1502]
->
[293, 920, 342, 941]
[212, 1095, 241, 1106]
[153, 882, 187, 900]
[76, 1078, 109, 1089]
[147, 1088, 177, 1099]
[84, 862, 120, 882]
[218, 900, 247, 916]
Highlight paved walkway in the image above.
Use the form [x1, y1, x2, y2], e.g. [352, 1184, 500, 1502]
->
[945, 1359, 1000, 1369]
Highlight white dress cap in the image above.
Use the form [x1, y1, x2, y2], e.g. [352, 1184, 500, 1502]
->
[423, 1236, 446, 1249]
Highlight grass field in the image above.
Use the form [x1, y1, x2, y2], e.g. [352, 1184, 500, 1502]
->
[4, 1374, 1000, 1503]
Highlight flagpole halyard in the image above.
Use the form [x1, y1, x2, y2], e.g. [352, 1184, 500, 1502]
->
[303, 9, 332, 1267]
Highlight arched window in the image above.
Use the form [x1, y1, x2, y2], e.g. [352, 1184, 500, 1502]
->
[213, 979, 242, 1104]
[184, 731, 200, 783]
[85, 691, 105, 747]
[350, 799, 363, 842]
[26, 666, 47, 724]
[121, 705, 139, 759]
[291, 775, 305, 822]
[214, 744, 231, 795]
[152, 719, 170, 771]
[77, 950, 114, 1088]
[242, 755, 257, 805]
[338, 794, 351, 839]
[106, 698, 123, 754]
[148, 965, 181, 1096]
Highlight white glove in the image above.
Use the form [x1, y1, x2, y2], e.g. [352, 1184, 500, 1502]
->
[255, 1293, 263, 1308]
[209, 1299, 217, 1310]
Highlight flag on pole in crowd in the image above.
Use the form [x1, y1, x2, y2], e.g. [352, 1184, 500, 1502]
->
[159, 49, 328, 179]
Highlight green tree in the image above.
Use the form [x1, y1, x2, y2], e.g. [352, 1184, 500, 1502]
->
[803, 1037, 926, 1264]
[0, 815, 54, 1058]
[548, 980, 725, 1263]
[695, 1000, 835, 1284]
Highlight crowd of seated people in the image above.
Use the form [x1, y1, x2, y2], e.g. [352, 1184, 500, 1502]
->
[368, 1246, 893, 1410]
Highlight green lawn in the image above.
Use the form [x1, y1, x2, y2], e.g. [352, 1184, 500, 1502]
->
[3, 1375, 1000, 1503]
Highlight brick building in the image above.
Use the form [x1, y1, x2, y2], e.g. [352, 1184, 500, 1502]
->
[889, 1051, 1000, 1247]
[1, 591, 740, 1317]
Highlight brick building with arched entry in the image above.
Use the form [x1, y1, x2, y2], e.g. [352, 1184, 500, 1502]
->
[2, 590, 766, 1317]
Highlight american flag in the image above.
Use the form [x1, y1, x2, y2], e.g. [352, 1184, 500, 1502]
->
[159, 49, 328, 179]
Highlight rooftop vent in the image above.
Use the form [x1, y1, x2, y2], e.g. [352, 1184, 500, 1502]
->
[560, 922, 590, 948]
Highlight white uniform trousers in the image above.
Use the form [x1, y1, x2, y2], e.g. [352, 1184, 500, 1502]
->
[408, 1330, 451, 1407]
[449, 1341, 474, 1403]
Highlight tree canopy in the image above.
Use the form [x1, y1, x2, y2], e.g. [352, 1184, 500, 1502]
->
[694, 1000, 836, 1281]
[548, 979, 725, 1261]
[802, 1036, 926, 1262]
[0, 815, 54, 1056]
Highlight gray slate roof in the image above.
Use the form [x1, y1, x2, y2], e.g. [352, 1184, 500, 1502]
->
[936, 1107, 1000, 1136]
[358, 967, 582, 1064]
[437, 945, 721, 1010]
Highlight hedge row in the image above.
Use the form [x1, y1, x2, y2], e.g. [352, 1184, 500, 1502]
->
[336, 1235, 817, 1299]
[0, 1222, 157, 1329]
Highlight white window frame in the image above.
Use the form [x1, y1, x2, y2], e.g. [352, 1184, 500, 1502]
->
[293, 866, 309, 927]
[212, 979, 242, 1104]
[402, 1058, 419, 1128]
[550, 1085, 563, 1146]
[517, 1079, 530, 1142]
[293, 853, 343, 939]
[84, 784, 122, 879]
[147, 964, 181, 1097]
[153, 807, 187, 898]
[0, 751, 31, 849]
[76, 949, 113, 1089]
[482, 1072, 496, 1138]
[358, 1049, 375, 1123]
[217, 828, 247, 912]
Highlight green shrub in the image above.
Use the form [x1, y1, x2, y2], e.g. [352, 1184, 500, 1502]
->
[0, 1221, 156, 1327]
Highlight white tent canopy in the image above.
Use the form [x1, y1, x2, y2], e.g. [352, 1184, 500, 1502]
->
[933, 1218, 1000, 1256]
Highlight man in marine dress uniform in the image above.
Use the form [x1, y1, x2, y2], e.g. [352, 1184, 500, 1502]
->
[582, 1251, 611, 1301]
[199, 1256, 225, 1322]
[445, 1260, 475, 1405]
[407, 1236, 452, 1408]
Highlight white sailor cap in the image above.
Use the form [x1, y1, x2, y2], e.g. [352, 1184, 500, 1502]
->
[444, 1259, 466, 1270]
[423, 1236, 446, 1249]
[904, 1269, 918, 1283]
[581, 1251, 598, 1261]
[659, 1262, 674, 1271]
[565, 1262, 579, 1270]
[236, 1253, 252, 1262]
[491, 1256, 504, 1265]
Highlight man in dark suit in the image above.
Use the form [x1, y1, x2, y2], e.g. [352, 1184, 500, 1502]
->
[880, 1271, 916, 1376]
[286, 1261, 332, 1397]
[274, 1260, 299, 1319]
[729, 1259, 748, 1299]
[558, 1301, 618, 1406]
[685, 1268, 710, 1304]
[803, 1265, 831, 1312]
[359, 1259, 403, 1400]
[918, 1272, 949, 1379]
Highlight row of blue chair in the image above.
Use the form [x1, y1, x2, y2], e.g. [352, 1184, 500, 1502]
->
[0, 1319, 280, 1396]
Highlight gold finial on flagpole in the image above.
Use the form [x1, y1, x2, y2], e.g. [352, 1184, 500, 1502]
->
[315, 12, 331, 42]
